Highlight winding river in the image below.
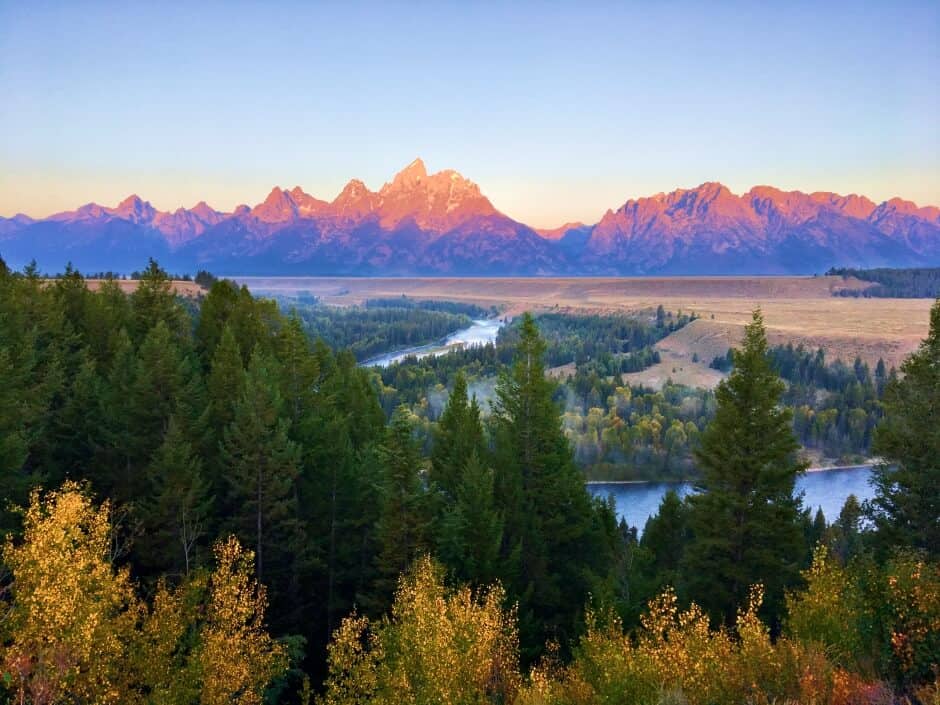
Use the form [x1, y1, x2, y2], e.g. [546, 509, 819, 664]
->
[362, 318, 505, 367]
[358, 319, 874, 537]
[588, 465, 875, 536]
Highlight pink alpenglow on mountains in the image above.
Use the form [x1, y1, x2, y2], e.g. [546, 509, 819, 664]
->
[1, 160, 938, 275]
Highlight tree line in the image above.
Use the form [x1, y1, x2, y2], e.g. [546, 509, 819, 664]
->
[277, 296, 476, 362]
[828, 266, 940, 298]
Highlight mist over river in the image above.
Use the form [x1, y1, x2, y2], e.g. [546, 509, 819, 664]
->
[588, 465, 875, 536]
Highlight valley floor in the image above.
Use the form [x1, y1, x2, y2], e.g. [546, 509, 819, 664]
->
[238, 275, 934, 376]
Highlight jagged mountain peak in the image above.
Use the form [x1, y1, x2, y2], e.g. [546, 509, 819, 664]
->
[3, 172, 937, 275]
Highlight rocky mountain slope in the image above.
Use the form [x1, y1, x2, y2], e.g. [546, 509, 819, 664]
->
[2, 160, 937, 275]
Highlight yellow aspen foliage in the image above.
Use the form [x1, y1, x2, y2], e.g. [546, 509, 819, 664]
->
[516, 585, 890, 705]
[0, 482, 140, 705]
[197, 535, 288, 705]
[0, 485, 287, 705]
[786, 545, 868, 668]
[320, 555, 520, 705]
[130, 576, 207, 704]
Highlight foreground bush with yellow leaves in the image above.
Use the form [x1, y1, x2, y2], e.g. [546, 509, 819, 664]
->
[0, 483, 287, 705]
[517, 584, 895, 705]
[320, 555, 520, 705]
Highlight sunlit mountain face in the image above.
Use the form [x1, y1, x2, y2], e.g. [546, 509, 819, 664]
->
[2, 160, 938, 275]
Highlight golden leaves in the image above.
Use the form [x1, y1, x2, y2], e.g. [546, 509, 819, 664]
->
[0, 485, 287, 705]
[321, 555, 519, 705]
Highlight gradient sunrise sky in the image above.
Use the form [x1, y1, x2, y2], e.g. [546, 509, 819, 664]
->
[1, 1, 937, 228]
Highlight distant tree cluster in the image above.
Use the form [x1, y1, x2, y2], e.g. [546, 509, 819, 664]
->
[282, 298, 475, 361]
[364, 295, 496, 318]
[828, 266, 940, 297]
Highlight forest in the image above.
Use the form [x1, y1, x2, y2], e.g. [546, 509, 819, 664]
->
[269, 295, 479, 362]
[828, 266, 940, 298]
[376, 311, 889, 480]
[0, 256, 937, 704]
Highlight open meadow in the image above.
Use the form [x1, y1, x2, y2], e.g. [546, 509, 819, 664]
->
[238, 275, 934, 383]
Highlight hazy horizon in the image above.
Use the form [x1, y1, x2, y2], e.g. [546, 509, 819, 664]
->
[2, 1, 937, 227]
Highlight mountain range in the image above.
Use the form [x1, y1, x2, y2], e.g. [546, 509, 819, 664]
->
[2, 158, 938, 275]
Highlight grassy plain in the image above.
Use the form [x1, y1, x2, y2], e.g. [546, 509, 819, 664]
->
[83, 279, 205, 297]
[239, 275, 934, 385]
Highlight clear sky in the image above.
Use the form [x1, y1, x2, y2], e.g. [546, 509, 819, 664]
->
[1, 0, 938, 227]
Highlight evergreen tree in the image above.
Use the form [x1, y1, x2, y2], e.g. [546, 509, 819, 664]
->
[682, 310, 806, 625]
[373, 405, 427, 603]
[128, 321, 189, 485]
[429, 371, 486, 500]
[140, 416, 213, 577]
[829, 494, 864, 563]
[220, 349, 305, 596]
[129, 258, 188, 344]
[493, 312, 621, 656]
[205, 325, 245, 451]
[638, 489, 689, 595]
[868, 298, 940, 558]
[276, 315, 320, 433]
[195, 278, 241, 364]
[44, 350, 103, 485]
[436, 450, 503, 586]
[299, 342, 383, 637]
[94, 328, 138, 501]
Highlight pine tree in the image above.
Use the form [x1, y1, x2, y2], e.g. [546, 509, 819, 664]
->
[493, 312, 621, 656]
[436, 450, 503, 586]
[95, 328, 138, 501]
[373, 405, 427, 603]
[429, 371, 486, 500]
[141, 416, 213, 577]
[868, 298, 940, 558]
[220, 349, 304, 598]
[682, 309, 806, 625]
[129, 258, 188, 344]
[298, 341, 383, 636]
[276, 315, 320, 433]
[829, 494, 864, 563]
[205, 325, 245, 451]
[195, 278, 240, 365]
[638, 489, 689, 594]
[128, 321, 189, 483]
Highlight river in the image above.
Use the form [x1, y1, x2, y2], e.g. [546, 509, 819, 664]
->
[588, 465, 875, 536]
[362, 318, 505, 367]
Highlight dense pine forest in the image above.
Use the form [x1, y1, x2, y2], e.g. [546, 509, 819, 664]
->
[0, 257, 938, 704]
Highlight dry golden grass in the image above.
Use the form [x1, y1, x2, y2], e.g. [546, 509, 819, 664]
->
[83, 279, 204, 297]
[238, 275, 934, 376]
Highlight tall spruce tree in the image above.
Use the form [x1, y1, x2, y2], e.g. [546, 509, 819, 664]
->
[205, 325, 245, 450]
[220, 348, 306, 627]
[682, 309, 806, 625]
[140, 415, 212, 577]
[436, 450, 503, 586]
[868, 298, 940, 558]
[128, 320, 188, 480]
[493, 312, 621, 657]
[129, 258, 188, 344]
[373, 405, 428, 605]
[430, 371, 486, 500]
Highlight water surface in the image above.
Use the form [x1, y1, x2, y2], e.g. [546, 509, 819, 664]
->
[362, 318, 504, 367]
[588, 465, 874, 536]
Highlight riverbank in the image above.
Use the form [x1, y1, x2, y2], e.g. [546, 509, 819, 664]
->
[589, 465, 874, 534]
[360, 318, 504, 367]
[585, 462, 876, 485]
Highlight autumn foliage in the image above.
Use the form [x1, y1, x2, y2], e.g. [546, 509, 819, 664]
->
[0, 483, 287, 704]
